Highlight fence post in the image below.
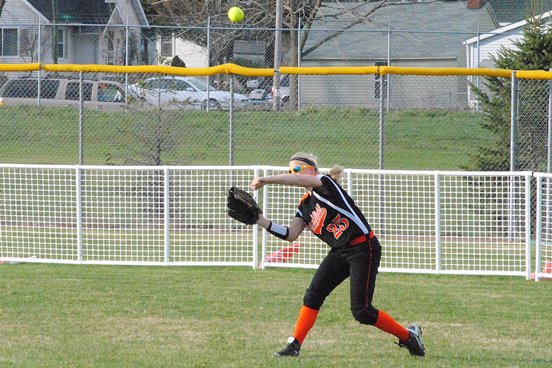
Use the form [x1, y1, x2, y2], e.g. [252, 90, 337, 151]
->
[229, 76, 235, 165]
[524, 173, 531, 280]
[252, 167, 260, 269]
[76, 166, 83, 263]
[207, 17, 211, 112]
[37, 18, 42, 107]
[125, 18, 129, 108]
[272, 0, 283, 111]
[535, 175, 542, 281]
[434, 172, 441, 274]
[297, 18, 302, 110]
[475, 23, 481, 112]
[164, 167, 170, 265]
[548, 73, 552, 173]
[510, 71, 519, 171]
[379, 73, 385, 170]
[260, 168, 269, 269]
[79, 71, 84, 165]
[386, 22, 391, 112]
[509, 72, 519, 242]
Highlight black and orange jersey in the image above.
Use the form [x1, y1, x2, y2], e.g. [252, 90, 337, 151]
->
[295, 174, 372, 248]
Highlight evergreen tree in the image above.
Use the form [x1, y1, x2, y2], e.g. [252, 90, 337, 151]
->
[469, 16, 552, 171]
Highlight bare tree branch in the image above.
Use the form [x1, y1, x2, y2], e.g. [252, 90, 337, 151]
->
[301, 0, 429, 58]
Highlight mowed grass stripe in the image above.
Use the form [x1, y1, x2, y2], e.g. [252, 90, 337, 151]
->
[1, 264, 550, 367]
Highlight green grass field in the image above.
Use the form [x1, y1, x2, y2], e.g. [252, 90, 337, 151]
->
[2, 105, 544, 367]
[0, 106, 491, 169]
[1, 264, 551, 368]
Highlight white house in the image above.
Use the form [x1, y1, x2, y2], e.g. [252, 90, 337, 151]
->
[0, 0, 150, 65]
[157, 32, 208, 68]
[464, 11, 552, 69]
[463, 11, 552, 106]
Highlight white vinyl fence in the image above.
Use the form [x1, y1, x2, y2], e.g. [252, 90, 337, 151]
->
[1, 164, 549, 280]
[535, 172, 552, 281]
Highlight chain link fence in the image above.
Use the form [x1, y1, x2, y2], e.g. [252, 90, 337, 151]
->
[1, 66, 550, 173]
[0, 24, 551, 172]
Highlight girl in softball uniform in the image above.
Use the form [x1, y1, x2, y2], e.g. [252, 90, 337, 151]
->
[250, 152, 425, 357]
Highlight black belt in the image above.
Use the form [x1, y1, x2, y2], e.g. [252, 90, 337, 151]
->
[349, 231, 375, 246]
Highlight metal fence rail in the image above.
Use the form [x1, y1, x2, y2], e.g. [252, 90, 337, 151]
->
[1, 64, 552, 173]
[1, 164, 546, 280]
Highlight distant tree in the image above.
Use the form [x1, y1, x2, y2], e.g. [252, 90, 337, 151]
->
[468, 15, 552, 171]
[113, 112, 179, 166]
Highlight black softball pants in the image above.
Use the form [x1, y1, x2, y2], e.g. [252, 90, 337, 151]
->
[302, 237, 382, 325]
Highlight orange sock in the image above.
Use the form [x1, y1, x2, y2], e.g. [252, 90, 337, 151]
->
[292, 305, 319, 344]
[373, 310, 410, 342]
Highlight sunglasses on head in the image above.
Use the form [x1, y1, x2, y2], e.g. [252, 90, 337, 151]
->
[288, 165, 314, 174]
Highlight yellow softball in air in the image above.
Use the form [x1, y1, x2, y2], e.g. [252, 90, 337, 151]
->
[228, 6, 245, 23]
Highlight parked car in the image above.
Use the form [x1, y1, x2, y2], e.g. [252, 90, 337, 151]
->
[247, 88, 272, 109]
[0, 77, 126, 109]
[246, 75, 290, 103]
[271, 74, 290, 103]
[128, 76, 249, 110]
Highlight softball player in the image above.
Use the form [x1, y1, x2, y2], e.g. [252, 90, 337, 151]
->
[250, 152, 425, 357]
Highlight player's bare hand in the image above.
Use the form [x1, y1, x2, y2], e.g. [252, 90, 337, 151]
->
[250, 177, 268, 190]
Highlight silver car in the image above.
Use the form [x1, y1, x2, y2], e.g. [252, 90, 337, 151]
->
[128, 76, 249, 110]
[0, 78, 125, 110]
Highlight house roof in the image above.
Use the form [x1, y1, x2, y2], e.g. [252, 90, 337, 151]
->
[464, 10, 552, 45]
[27, 0, 113, 24]
[302, 1, 497, 61]
[25, 0, 149, 25]
[488, 0, 552, 24]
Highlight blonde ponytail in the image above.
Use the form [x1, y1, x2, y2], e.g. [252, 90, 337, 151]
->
[327, 164, 344, 183]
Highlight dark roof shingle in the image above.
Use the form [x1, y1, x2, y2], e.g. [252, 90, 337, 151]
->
[28, 0, 113, 24]
[488, 0, 552, 23]
[304, 1, 497, 60]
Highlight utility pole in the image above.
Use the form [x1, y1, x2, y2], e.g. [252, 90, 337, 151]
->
[272, 0, 283, 110]
[52, 0, 58, 64]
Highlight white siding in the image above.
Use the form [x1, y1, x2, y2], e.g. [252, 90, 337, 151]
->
[174, 39, 207, 68]
[465, 13, 552, 69]
[1, 0, 46, 26]
[0, 0, 45, 63]
[156, 38, 208, 68]
[299, 59, 465, 109]
[467, 30, 524, 68]
[113, 0, 144, 26]
[0, 0, 149, 65]
[72, 34, 99, 64]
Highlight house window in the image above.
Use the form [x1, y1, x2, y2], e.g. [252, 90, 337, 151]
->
[160, 37, 173, 57]
[374, 60, 388, 99]
[55, 29, 65, 59]
[0, 28, 18, 56]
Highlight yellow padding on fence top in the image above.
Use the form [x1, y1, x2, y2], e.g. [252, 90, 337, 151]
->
[281, 66, 379, 75]
[380, 66, 513, 78]
[3, 63, 552, 79]
[42, 63, 274, 77]
[0, 63, 40, 72]
[39, 63, 376, 76]
[515, 70, 552, 79]
[381, 66, 552, 79]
